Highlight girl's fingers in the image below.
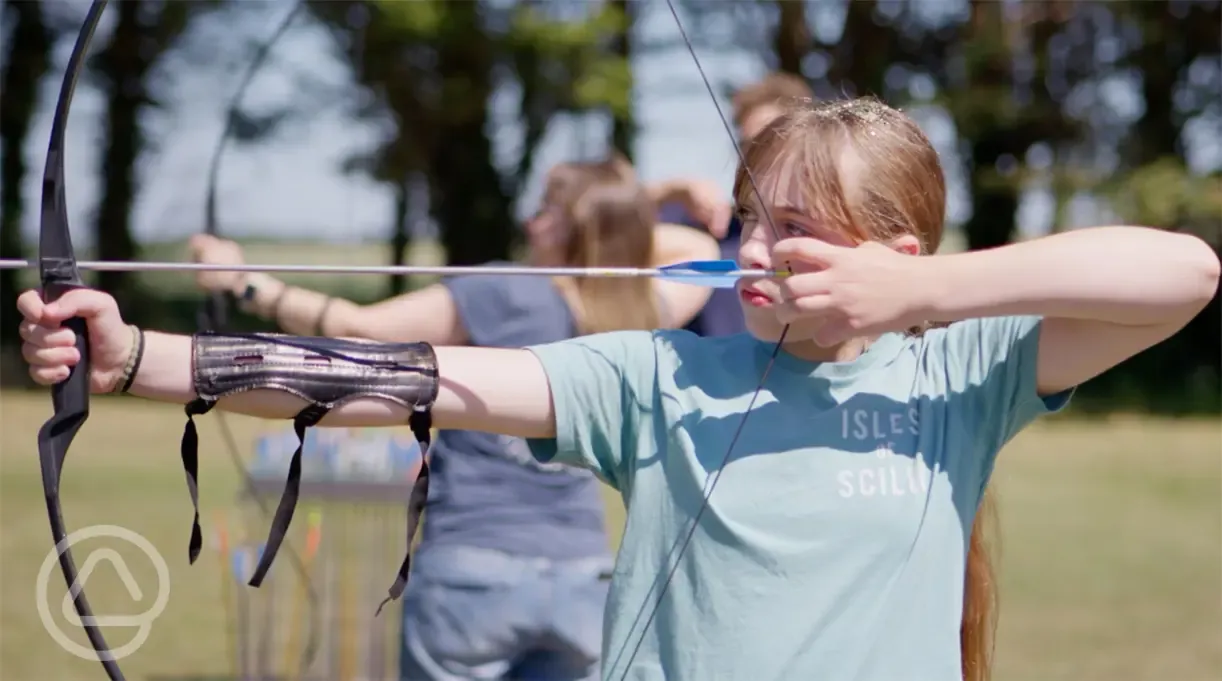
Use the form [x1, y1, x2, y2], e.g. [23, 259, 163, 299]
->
[776, 295, 834, 325]
[22, 341, 81, 368]
[30, 365, 71, 386]
[42, 288, 118, 325]
[18, 321, 78, 348]
[17, 292, 83, 384]
[17, 321, 36, 341]
[778, 271, 832, 300]
[16, 289, 47, 322]
[773, 238, 846, 268]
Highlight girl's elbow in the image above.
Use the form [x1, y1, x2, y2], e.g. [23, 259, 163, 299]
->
[1178, 233, 1221, 309]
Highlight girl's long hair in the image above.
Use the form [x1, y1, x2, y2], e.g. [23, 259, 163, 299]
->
[962, 489, 1000, 681]
[732, 96, 999, 681]
[542, 155, 661, 333]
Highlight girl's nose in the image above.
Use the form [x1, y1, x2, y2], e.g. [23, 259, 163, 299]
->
[737, 239, 771, 271]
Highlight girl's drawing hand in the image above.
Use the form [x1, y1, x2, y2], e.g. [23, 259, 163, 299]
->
[772, 238, 930, 347]
[17, 288, 133, 392]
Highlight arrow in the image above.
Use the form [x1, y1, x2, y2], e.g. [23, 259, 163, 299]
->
[0, 258, 784, 288]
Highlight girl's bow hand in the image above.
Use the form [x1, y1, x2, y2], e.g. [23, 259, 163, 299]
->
[17, 288, 133, 392]
[772, 238, 933, 347]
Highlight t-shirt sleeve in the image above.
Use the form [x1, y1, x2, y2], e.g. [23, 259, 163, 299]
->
[524, 330, 658, 490]
[441, 268, 557, 347]
[929, 315, 1074, 489]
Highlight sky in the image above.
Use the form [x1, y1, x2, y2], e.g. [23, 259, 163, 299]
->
[12, 1, 1214, 250]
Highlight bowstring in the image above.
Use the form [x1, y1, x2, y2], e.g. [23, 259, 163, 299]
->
[607, 2, 792, 678]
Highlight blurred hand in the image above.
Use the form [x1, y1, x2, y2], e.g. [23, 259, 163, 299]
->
[668, 179, 734, 240]
[189, 234, 247, 294]
[18, 288, 133, 392]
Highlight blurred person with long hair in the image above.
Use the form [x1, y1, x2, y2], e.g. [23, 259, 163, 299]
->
[187, 154, 718, 681]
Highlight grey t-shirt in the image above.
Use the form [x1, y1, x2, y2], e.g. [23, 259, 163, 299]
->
[420, 265, 610, 559]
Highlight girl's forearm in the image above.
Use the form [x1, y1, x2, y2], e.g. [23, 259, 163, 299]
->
[128, 331, 196, 404]
[127, 332, 555, 437]
[920, 226, 1220, 326]
[651, 223, 719, 266]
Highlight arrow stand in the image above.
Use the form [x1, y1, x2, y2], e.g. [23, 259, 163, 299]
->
[219, 426, 423, 681]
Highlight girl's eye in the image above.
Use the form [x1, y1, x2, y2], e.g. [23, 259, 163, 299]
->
[738, 214, 768, 239]
[783, 221, 809, 237]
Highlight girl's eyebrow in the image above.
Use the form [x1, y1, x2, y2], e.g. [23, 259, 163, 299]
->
[772, 204, 806, 215]
[737, 199, 805, 215]
[771, 203, 816, 221]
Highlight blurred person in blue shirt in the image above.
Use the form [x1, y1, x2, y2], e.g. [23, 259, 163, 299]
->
[189, 155, 717, 681]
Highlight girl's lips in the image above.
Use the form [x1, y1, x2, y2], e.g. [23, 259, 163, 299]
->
[739, 288, 772, 307]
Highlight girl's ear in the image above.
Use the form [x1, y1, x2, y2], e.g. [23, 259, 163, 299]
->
[889, 234, 922, 256]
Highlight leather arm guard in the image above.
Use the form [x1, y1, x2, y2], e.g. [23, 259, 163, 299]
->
[180, 331, 438, 612]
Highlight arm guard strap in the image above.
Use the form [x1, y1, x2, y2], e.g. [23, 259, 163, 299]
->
[180, 332, 438, 611]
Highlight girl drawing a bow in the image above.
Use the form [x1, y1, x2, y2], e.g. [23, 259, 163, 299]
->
[19, 97, 1218, 681]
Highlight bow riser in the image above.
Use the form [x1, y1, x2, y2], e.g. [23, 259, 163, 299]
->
[37, 0, 124, 678]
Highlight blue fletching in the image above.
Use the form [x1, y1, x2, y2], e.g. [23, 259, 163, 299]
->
[658, 260, 741, 288]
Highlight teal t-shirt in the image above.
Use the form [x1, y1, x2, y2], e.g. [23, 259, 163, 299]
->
[526, 316, 1071, 681]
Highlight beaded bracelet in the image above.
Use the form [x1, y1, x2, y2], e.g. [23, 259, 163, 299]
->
[113, 325, 146, 394]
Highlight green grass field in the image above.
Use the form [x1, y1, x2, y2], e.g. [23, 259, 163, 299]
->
[1, 392, 1218, 681]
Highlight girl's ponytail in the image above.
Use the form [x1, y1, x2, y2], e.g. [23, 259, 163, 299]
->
[961, 487, 1000, 681]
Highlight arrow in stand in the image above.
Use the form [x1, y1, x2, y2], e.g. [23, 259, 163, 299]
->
[0, 258, 786, 289]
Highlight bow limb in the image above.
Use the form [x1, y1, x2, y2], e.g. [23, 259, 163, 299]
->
[200, 1, 302, 333]
[607, 3, 791, 679]
[198, 3, 323, 674]
[37, 1, 125, 679]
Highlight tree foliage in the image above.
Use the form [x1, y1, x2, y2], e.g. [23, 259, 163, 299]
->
[2, 0, 1216, 410]
[305, 0, 634, 268]
[0, 0, 55, 373]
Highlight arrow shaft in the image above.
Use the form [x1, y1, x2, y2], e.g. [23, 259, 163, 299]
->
[0, 258, 779, 280]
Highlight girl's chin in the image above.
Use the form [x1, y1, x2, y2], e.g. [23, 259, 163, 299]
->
[742, 316, 787, 343]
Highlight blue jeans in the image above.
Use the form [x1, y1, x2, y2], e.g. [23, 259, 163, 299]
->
[399, 545, 611, 681]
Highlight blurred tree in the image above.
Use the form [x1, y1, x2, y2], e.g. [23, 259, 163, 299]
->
[311, 0, 635, 268]
[1080, 0, 1221, 412]
[1105, 0, 1221, 232]
[90, 0, 218, 309]
[942, 1, 1081, 250]
[772, 0, 811, 77]
[0, 0, 53, 363]
[607, 0, 635, 160]
[824, 0, 908, 98]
